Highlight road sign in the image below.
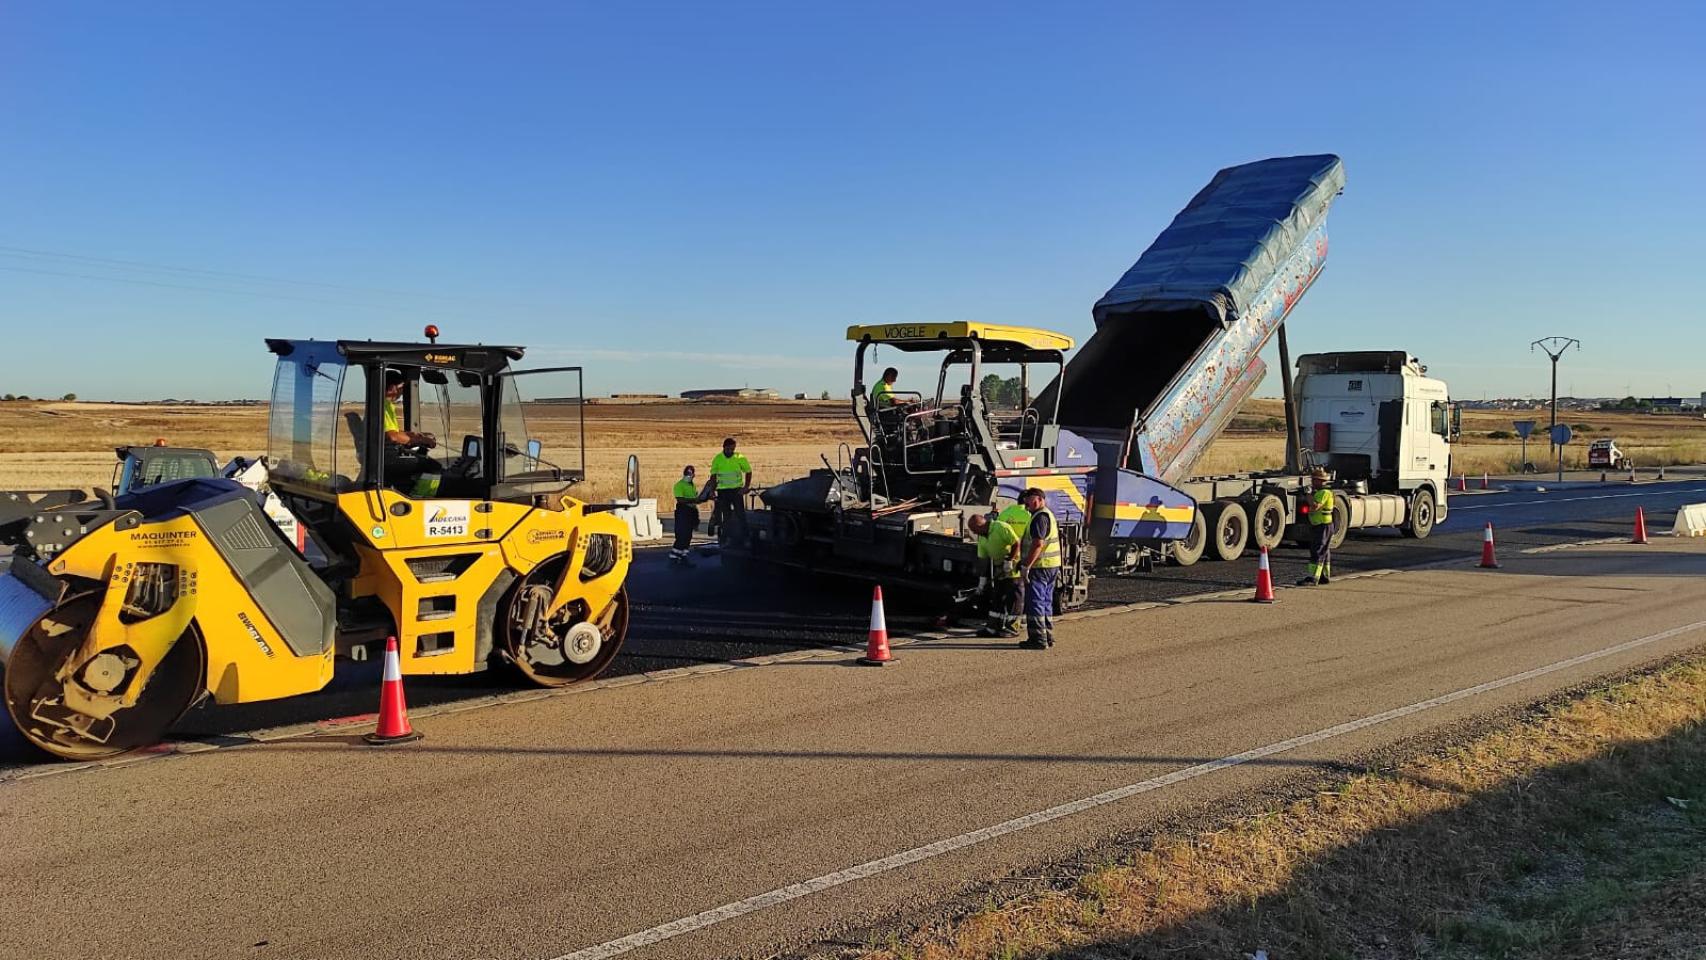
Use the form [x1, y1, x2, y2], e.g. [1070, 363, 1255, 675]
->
[1513, 420, 1536, 439]
[1550, 424, 1573, 446]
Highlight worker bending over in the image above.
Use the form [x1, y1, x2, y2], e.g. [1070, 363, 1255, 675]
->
[1297, 467, 1335, 586]
[969, 512, 1021, 638]
[1018, 487, 1061, 649]
[707, 437, 752, 542]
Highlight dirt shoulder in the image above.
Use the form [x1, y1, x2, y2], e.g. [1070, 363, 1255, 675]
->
[840, 655, 1706, 960]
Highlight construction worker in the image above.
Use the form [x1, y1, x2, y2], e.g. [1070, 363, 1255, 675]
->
[969, 512, 1022, 637]
[1017, 486, 1061, 649]
[381, 369, 442, 496]
[871, 367, 901, 408]
[707, 436, 752, 543]
[669, 465, 701, 567]
[1297, 467, 1335, 586]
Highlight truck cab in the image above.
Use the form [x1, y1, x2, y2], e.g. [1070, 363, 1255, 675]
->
[1295, 351, 1451, 535]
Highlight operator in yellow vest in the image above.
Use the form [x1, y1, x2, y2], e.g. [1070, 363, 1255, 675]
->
[1018, 487, 1062, 649]
[669, 465, 708, 567]
[1297, 467, 1336, 586]
[969, 512, 1022, 638]
[870, 367, 901, 408]
[707, 437, 752, 543]
[381, 368, 442, 497]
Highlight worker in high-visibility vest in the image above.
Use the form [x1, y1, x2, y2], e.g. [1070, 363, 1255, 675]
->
[669, 465, 706, 567]
[1018, 487, 1062, 649]
[969, 512, 1022, 637]
[380, 368, 442, 497]
[707, 437, 752, 543]
[1297, 467, 1336, 586]
[871, 367, 901, 408]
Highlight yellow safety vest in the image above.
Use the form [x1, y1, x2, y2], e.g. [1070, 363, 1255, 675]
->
[383, 397, 401, 434]
[1309, 487, 1335, 526]
[978, 521, 1021, 578]
[872, 380, 897, 407]
[672, 478, 698, 505]
[710, 452, 750, 491]
[997, 503, 1031, 540]
[1023, 507, 1062, 569]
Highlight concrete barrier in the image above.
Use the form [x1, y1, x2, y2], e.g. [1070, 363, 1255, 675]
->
[1672, 503, 1706, 538]
[613, 498, 664, 542]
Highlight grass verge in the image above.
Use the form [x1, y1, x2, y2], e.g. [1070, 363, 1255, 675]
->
[852, 657, 1706, 960]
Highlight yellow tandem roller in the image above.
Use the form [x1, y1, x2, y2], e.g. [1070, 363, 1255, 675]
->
[0, 331, 633, 760]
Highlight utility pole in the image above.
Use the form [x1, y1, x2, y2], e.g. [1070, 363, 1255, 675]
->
[1531, 336, 1580, 471]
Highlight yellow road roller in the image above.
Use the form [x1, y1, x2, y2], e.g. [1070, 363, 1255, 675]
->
[0, 332, 633, 759]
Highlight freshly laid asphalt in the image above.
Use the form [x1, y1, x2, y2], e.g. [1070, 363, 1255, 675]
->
[5, 535, 1705, 960]
[3, 477, 1704, 766]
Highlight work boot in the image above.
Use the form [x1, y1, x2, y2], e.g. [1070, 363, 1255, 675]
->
[1019, 638, 1048, 650]
[1294, 576, 1317, 587]
[1318, 575, 1331, 585]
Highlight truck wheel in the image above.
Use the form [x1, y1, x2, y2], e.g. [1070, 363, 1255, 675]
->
[1250, 494, 1286, 551]
[1205, 501, 1249, 561]
[1328, 502, 1350, 549]
[1402, 488, 1436, 539]
[1170, 510, 1207, 566]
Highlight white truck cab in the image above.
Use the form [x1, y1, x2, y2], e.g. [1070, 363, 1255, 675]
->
[1295, 351, 1451, 536]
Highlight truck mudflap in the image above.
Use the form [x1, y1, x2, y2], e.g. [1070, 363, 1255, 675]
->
[0, 554, 63, 666]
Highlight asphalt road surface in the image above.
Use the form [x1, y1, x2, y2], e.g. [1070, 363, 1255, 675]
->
[3, 478, 1704, 766]
[5, 536, 1705, 960]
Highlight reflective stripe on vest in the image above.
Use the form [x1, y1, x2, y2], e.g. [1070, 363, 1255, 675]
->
[1309, 488, 1335, 525]
[1023, 508, 1062, 569]
[710, 452, 748, 490]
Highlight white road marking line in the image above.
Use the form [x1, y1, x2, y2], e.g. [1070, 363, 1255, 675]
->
[547, 618, 1706, 960]
[1453, 486, 1706, 511]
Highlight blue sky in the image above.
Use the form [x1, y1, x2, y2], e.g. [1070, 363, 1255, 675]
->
[1, 1, 1701, 401]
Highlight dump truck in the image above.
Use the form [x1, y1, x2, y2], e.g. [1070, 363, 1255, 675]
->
[0, 330, 634, 759]
[726, 153, 1455, 602]
[1049, 154, 1453, 567]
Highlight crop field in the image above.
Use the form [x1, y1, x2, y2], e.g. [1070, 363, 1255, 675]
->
[1, 398, 1700, 502]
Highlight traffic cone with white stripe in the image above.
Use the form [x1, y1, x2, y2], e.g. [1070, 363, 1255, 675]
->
[1632, 507, 1650, 545]
[1251, 546, 1277, 603]
[1457, 473, 1468, 492]
[364, 636, 423, 745]
[858, 586, 894, 665]
[1478, 522, 1500, 569]
[1481, 471, 1491, 490]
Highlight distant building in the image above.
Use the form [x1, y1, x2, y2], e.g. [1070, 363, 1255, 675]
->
[1647, 397, 1686, 411]
[680, 388, 780, 400]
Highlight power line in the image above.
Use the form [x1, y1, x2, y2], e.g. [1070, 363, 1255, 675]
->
[0, 263, 473, 317]
[0, 243, 554, 313]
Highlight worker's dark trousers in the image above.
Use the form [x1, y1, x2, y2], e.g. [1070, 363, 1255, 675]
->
[671, 503, 698, 559]
[1025, 568, 1056, 645]
[1308, 523, 1333, 582]
[986, 577, 1019, 633]
[713, 489, 746, 542]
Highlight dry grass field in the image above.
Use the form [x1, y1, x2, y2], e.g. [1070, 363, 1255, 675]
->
[1, 398, 1701, 502]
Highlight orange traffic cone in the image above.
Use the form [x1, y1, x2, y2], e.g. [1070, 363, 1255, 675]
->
[364, 636, 422, 745]
[1252, 546, 1276, 603]
[1457, 473, 1468, 492]
[1479, 522, 1500, 569]
[1632, 507, 1649, 544]
[858, 586, 894, 665]
[1481, 471, 1491, 490]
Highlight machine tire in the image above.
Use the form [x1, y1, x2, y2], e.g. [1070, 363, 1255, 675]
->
[1402, 487, 1437, 539]
[1328, 500, 1350, 549]
[4, 593, 207, 761]
[501, 559, 630, 687]
[1250, 494, 1286, 552]
[1205, 500, 1249, 562]
[1170, 510, 1207, 566]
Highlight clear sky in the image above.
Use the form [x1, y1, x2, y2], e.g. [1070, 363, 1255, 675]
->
[2, 1, 1701, 402]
